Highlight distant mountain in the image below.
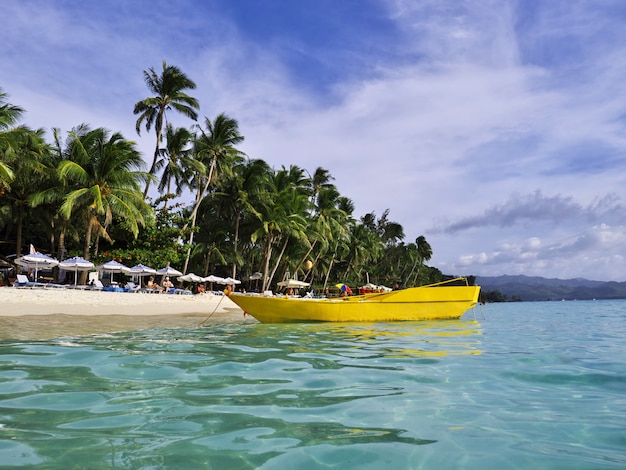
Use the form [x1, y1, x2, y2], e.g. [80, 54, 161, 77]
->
[475, 275, 626, 301]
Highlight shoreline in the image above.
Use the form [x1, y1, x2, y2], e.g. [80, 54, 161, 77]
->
[0, 287, 255, 340]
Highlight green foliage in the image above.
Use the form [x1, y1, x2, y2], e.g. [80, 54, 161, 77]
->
[93, 197, 189, 269]
[480, 290, 509, 303]
[1, 78, 470, 289]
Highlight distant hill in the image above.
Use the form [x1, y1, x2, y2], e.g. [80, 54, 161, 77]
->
[475, 275, 626, 301]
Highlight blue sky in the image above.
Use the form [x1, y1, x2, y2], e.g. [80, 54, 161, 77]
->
[2, 0, 626, 281]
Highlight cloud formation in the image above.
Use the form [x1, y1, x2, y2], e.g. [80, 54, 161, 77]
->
[1, 0, 626, 281]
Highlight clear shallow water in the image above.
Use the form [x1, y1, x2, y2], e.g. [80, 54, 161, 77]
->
[0, 301, 625, 469]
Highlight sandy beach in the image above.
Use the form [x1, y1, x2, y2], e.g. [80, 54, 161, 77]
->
[0, 286, 254, 340]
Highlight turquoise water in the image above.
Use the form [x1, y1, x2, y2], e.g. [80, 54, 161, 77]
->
[1, 301, 625, 469]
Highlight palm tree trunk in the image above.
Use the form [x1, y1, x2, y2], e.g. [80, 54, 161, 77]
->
[15, 205, 24, 258]
[323, 241, 339, 291]
[143, 119, 164, 197]
[182, 210, 198, 274]
[232, 210, 240, 278]
[404, 258, 419, 288]
[182, 159, 215, 273]
[80, 216, 95, 285]
[83, 217, 94, 260]
[261, 240, 274, 292]
[203, 247, 211, 277]
[267, 236, 289, 289]
[163, 179, 172, 211]
[57, 230, 66, 260]
[293, 239, 317, 277]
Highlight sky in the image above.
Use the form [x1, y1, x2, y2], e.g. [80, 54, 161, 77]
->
[2, 0, 626, 282]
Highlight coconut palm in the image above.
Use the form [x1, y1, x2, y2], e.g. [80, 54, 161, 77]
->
[0, 90, 51, 257]
[308, 167, 334, 207]
[411, 234, 433, 285]
[250, 166, 311, 291]
[342, 221, 385, 283]
[56, 126, 152, 261]
[181, 113, 245, 273]
[156, 124, 199, 209]
[0, 89, 24, 190]
[0, 130, 50, 258]
[294, 185, 348, 279]
[218, 158, 272, 278]
[134, 61, 199, 197]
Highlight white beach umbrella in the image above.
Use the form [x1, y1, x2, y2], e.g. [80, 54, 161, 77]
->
[59, 256, 95, 285]
[202, 274, 224, 290]
[156, 266, 183, 277]
[277, 279, 310, 288]
[128, 264, 157, 287]
[178, 273, 203, 283]
[96, 260, 131, 283]
[221, 277, 241, 285]
[15, 252, 59, 281]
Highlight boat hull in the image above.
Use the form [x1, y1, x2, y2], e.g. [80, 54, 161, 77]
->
[228, 285, 481, 323]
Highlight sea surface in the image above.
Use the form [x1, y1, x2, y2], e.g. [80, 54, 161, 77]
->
[0, 300, 625, 469]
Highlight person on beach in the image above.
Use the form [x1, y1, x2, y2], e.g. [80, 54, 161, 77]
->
[147, 276, 162, 292]
[162, 277, 173, 293]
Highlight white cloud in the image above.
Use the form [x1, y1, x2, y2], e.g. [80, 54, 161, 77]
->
[2, 0, 626, 281]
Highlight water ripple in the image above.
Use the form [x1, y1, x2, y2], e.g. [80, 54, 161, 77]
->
[1, 303, 625, 468]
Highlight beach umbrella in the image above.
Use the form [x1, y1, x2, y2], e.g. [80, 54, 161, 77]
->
[248, 272, 264, 281]
[156, 266, 183, 277]
[178, 273, 203, 283]
[202, 274, 224, 291]
[220, 277, 241, 285]
[277, 279, 310, 288]
[59, 256, 95, 285]
[335, 283, 352, 294]
[128, 264, 157, 287]
[15, 252, 59, 281]
[96, 260, 131, 283]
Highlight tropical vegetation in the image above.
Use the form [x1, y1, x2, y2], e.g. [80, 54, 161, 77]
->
[0, 66, 454, 290]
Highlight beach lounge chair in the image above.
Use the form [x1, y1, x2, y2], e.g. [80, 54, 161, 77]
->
[174, 288, 192, 295]
[140, 286, 161, 294]
[14, 274, 46, 288]
[125, 281, 140, 293]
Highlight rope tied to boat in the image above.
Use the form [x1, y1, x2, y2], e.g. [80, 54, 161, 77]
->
[198, 294, 226, 327]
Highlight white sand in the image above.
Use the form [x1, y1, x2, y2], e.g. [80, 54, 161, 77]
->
[0, 286, 244, 316]
[0, 286, 255, 340]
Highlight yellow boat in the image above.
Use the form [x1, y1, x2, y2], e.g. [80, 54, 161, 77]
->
[226, 279, 481, 323]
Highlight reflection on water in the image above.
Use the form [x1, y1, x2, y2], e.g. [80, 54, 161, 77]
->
[0, 312, 251, 341]
[241, 320, 483, 359]
[0, 320, 483, 468]
[2, 303, 625, 468]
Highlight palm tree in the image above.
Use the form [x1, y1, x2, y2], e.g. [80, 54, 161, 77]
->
[0, 129, 50, 258]
[156, 124, 198, 209]
[56, 126, 153, 262]
[218, 158, 271, 278]
[342, 222, 384, 283]
[0, 89, 51, 257]
[134, 61, 199, 197]
[308, 167, 334, 207]
[247, 165, 312, 290]
[293, 185, 348, 280]
[411, 235, 433, 285]
[0, 89, 24, 190]
[182, 113, 245, 273]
